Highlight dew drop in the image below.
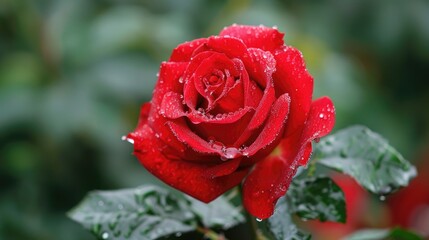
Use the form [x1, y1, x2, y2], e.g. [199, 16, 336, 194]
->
[197, 108, 205, 115]
[101, 232, 109, 239]
[221, 147, 241, 160]
[319, 113, 325, 118]
[256, 218, 263, 222]
[379, 195, 386, 201]
[175, 232, 182, 237]
[121, 136, 134, 144]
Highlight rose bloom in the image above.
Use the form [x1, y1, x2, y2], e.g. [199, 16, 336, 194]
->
[126, 24, 335, 219]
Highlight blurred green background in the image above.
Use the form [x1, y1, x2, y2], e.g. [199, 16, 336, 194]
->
[1, 0, 429, 239]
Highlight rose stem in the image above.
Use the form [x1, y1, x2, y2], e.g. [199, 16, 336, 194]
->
[196, 226, 227, 240]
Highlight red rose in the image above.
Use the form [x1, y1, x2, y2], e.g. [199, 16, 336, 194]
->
[126, 24, 335, 219]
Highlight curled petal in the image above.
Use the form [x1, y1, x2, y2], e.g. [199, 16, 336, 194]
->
[167, 119, 245, 160]
[234, 48, 276, 146]
[190, 109, 254, 146]
[167, 120, 219, 155]
[244, 49, 276, 129]
[160, 92, 186, 119]
[242, 155, 297, 219]
[205, 36, 249, 60]
[296, 96, 336, 166]
[220, 24, 285, 52]
[243, 93, 290, 157]
[150, 62, 189, 154]
[273, 46, 313, 138]
[243, 97, 335, 219]
[130, 124, 249, 203]
[169, 38, 208, 62]
[204, 157, 242, 178]
[212, 79, 244, 113]
[187, 106, 253, 125]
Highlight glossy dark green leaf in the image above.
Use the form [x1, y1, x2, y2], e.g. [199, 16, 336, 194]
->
[265, 196, 311, 240]
[68, 185, 243, 240]
[345, 228, 423, 240]
[187, 194, 244, 230]
[314, 125, 417, 195]
[287, 177, 346, 223]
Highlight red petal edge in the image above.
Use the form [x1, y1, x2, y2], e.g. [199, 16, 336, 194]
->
[129, 122, 250, 203]
[242, 97, 335, 219]
[219, 24, 284, 52]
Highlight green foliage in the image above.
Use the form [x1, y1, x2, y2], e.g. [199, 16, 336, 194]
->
[287, 177, 346, 223]
[265, 196, 311, 240]
[261, 176, 345, 240]
[68, 185, 243, 240]
[314, 125, 417, 195]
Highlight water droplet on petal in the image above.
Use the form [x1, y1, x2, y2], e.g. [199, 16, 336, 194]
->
[121, 136, 134, 144]
[221, 147, 241, 160]
[256, 218, 263, 222]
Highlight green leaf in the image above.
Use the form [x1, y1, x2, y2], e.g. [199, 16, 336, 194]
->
[287, 176, 346, 223]
[265, 196, 311, 240]
[345, 228, 423, 240]
[187, 194, 244, 230]
[314, 125, 417, 195]
[68, 185, 244, 240]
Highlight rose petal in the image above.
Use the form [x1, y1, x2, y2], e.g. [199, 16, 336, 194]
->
[135, 103, 151, 131]
[212, 79, 244, 113]
[219, 24, 285, 52]
[244, 79, 264, 109]
[243, 93, 290, 157]
[273, 46, 313, 138]
[242, 97, 335, 219]
[187, 106, 253, 125]
[234, 48, 276, 146]
[296, 96, 336, 166]
[204, 157, 242, 178]
[192, 53, 239, 108]
[245, 48, 276, 130]
[167, 119, 244, 161]
[205, 36, 249, 60]
[169, 38, 208, 62]
[167, 119, 219, 155]
[190, 109, 254, 146]
[150, 62, 189, 154]
[130, 123, 249, 203]
[242, 155, 297, 219]
[183, 51, 216, 109]
[246, 48, 276, 88]
[160, 92, 186, 119]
